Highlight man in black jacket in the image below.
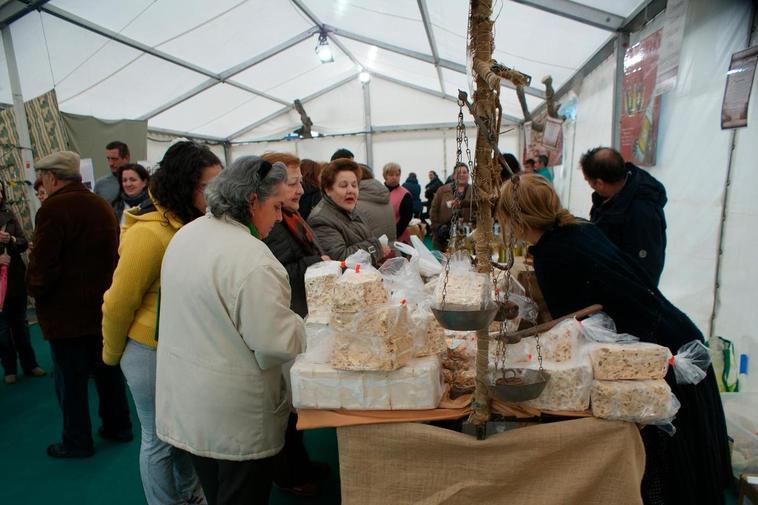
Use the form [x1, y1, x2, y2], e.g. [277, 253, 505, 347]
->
[580, 147, 667, 286]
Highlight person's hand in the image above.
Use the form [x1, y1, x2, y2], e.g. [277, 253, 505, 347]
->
[381, 244, 392, 257]
[0, 253, 11, 266]
[0, 230, 10, 243]
[321, 255, 331, 261]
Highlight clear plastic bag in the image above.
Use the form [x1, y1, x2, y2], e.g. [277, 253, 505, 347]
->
[332, 263, 388, 313]
[434, 251, 491, 310]
[301, 324, 335, 364]
[330, 303, 414, 371]
[521, 359, 594, 411]
[671, 340, 711, 385]
[411, 235, 443, 277]
[342, 249, 372, 269]
[304, 260, 343, 325]
[379, 257, 425, 299]
[579, 313, 639, 344]
[591, 379, 681, 435]
[409, 303, 447, 357]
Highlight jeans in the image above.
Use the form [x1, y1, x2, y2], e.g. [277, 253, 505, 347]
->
[121, 340, 198, 505]
[49, 334, 132, 451]
[0, 298, 39, 376]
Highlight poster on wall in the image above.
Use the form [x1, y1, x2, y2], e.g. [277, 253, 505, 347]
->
[721, 45, 758, 129]
[523, 118, 564, 167]
[654, 0, 688, 96]
[620, 30, 662, 167]
[80, 158, 95, 191]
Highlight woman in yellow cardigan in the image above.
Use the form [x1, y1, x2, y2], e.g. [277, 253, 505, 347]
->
[102, 141, 222, 505]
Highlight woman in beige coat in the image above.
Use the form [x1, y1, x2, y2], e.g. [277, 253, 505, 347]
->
[156, 157, 305, 505]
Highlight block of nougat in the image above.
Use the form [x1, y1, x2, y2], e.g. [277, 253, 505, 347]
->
[590, 342, 669, 380]
[538, 320, 582, 362]
[523, 360, 593, 411]
[304, 261, 342, 322]
[291, 355, 443, 410]
[590, 379, 679, 423]
[332, 268, 387, 313]
[434, 271, 490, 310]
[331, 304, 414, 371]
[411, 310, 447, 357]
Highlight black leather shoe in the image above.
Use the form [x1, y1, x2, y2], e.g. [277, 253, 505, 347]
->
[47, 443, 94, 459]
[97, 426, 134, 443]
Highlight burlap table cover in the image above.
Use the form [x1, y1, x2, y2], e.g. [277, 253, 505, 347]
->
[337, 418, 644, 505]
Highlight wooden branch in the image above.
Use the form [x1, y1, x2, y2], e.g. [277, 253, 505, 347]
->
[293, 99, 313, 139]
[491, 304, 603, 342]
[458, 90, 514, 179]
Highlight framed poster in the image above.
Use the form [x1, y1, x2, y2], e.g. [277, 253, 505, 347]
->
[620, 30, 662, 167]
[542, 117, 563, 150]
[79, 158, 95, 191]
[721, 45, 758, 129]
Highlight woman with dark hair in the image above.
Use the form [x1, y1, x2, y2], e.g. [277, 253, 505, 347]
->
[496, 175, 732, 505]
[0, 183, 45, 384]
[102, 141, 222, 505]
[423, 170, 443, 219]
[430, 163, 472, 252]
[33, 178, 48, 203]
[309, 158, 391, 265]
[156, 156, 304, 505]
[113, 163, 150, 222]
[298, 159, 322, 220]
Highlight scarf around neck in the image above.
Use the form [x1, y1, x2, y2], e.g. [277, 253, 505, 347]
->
[282, 208, 324, 256]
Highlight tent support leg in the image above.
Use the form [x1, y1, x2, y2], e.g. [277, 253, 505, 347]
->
[611, 33, 627, 150]
[362, 80, 374, 168]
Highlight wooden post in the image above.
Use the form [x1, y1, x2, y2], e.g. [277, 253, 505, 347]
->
[469, 0, 495, 426]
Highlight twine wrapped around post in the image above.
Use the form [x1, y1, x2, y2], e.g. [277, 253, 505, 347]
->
[468, 0, 496, 427]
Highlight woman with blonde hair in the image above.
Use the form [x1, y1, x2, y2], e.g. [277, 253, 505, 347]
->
[496, 174, 731, 505]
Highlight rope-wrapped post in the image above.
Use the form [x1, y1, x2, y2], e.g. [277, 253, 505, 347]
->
[469, 0, 495, 428]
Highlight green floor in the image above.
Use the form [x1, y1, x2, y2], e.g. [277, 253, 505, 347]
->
[0, 322, 341, 505]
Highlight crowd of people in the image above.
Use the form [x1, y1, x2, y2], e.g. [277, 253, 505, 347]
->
[0, 139, 732, 505]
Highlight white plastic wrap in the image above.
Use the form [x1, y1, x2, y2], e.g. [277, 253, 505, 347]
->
[590, 342, 670, 380]
[301, 324, 335, 364]
[522, 360, 593, 411]
[332, 264, 388, 313]
[409, 307, 447, 357]
[434, 252, 491, 310]
[670, 340, 710, 385]
[579, 313, 638, 344]
[590, 379, 681, 431]
[379, 257, 425, 301]
[291, 355, 444, 410]
[331, 303, 414, 371]
[304, 260, 342, 324]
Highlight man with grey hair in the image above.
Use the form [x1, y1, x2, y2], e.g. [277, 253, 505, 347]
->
[156, 156, 305, 505]
[27, 151, 132, 458]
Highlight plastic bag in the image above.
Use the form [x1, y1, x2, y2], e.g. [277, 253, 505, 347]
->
[579, 313, 638, 344]
[671, 340, 711, 385]
[332, 263, 387, 313]
[411, 235, 442, 277]
[330, 302, 414, 371]
[379, 257, 425, 299]
[301, 324, 335, 364]
[521, 359, 593, 411]
[304, 260, 342, 325]
[409, 302, 447, 357]
[591, 379, 681, 435]
[434, 251, 491, 310]
[589, 339, 710, 385]
[342, 249, 373, 269]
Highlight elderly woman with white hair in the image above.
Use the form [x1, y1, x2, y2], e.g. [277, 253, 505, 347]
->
[155, 156, 305, 505]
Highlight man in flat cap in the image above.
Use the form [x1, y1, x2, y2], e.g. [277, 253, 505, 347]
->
[27, 151, 132, 458]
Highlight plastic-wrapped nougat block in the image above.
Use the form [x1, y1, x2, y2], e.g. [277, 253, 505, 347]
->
[331, 304, 414, 371]
[332, 269, 387, 312]
[304, 261, 342, 324]
[433, 271, 489, 310]
[523, 360, 593, 411]
[590, 342, 669, 380]
[411, 310, 447, 357]
[590, 379, 680, 423]
[291, 355, 444, 410]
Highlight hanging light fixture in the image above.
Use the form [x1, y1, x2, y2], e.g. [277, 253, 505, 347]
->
[358, 71, 371, 83]
[315, 30, 334, 63]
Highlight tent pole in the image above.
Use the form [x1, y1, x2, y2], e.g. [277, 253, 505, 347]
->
[362, 80, 374, 168]
[223, 142, 233, 168]
[1, 26, 38, 218]
[708, 4, 757, 339]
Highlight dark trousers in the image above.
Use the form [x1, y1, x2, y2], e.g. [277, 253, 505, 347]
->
[273, 412, 313, 486]
[0, 298, 39, 376]
[189, 452, 275, 505]
[49, 335, 132, 451]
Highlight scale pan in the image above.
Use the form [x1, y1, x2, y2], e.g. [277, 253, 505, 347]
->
[491, 368, 550, 402]
[431, 304, 498, 331]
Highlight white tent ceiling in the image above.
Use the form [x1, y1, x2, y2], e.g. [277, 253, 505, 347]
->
[1, 0, 649, 142]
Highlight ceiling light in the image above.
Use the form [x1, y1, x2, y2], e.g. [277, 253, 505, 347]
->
[316, 31, 334, 63]
[359, 71, 371, 83]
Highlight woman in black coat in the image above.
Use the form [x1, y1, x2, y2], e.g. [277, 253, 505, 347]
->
[497, 175, 731, 505]
[0, 184, 45, 383]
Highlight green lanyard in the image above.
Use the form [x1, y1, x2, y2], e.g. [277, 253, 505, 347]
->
[247, 223, 260, 238]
